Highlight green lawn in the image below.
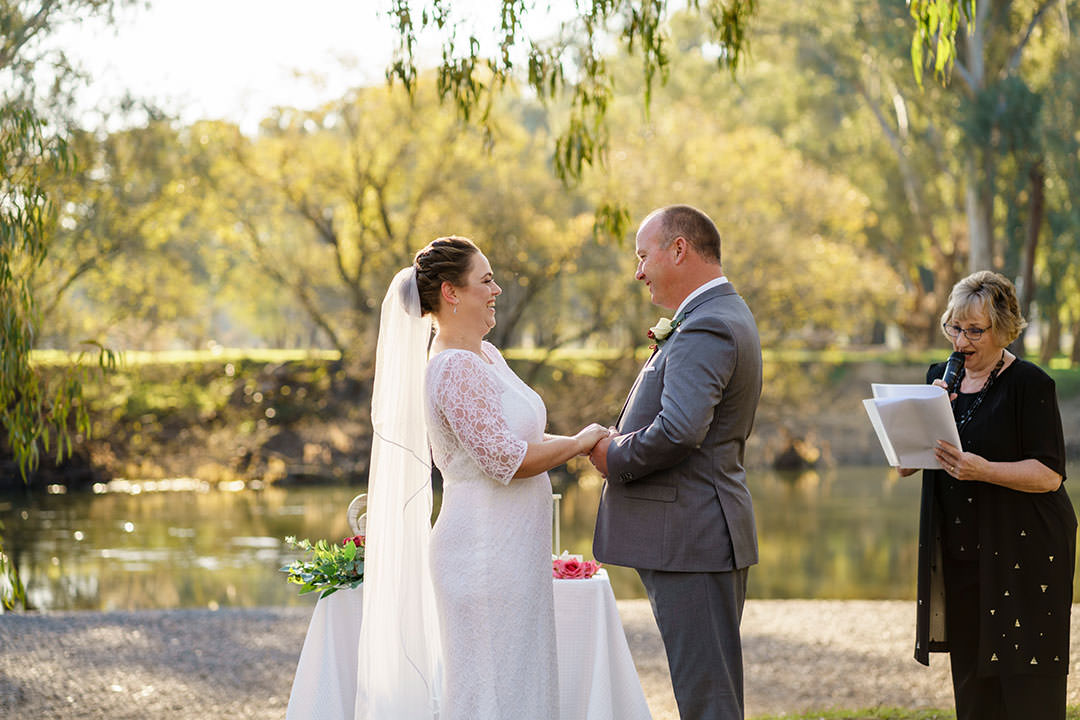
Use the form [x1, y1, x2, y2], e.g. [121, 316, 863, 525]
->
[752, 711, 953, 720]
[753, 709, 1080, 720]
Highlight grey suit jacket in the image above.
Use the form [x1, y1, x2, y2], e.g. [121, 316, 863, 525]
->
[593, 282, 762, 572]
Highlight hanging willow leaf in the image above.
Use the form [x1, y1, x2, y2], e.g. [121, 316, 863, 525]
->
[382, 1, 755, 185]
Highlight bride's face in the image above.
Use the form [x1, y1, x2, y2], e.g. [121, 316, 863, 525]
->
[451, 252, 502, 333]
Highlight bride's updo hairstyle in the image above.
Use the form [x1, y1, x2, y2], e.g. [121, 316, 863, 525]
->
[413, 235, 480, 316]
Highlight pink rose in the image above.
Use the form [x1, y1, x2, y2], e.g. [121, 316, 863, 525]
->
[552, 554, 601, 579]
[342, 535, 365, 548]
[558, 557, 587, 579]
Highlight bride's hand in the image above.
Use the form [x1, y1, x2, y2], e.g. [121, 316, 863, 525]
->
[574, 423, 610, 455]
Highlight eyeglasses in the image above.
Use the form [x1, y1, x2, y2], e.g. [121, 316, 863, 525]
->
[942, 323, 989, 341]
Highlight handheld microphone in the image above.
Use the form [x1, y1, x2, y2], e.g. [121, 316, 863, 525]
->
[942, 351, 966, 393]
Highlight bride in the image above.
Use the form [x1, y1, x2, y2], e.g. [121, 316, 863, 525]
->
[357, 236, 609, 720]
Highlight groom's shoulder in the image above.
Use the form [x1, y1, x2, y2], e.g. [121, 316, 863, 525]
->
[687, 287, 751, 322]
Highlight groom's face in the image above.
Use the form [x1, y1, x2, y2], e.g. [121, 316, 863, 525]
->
[635, 219, 677, 309]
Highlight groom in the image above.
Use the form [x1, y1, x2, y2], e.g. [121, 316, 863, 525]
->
[590, 205, 762, 720]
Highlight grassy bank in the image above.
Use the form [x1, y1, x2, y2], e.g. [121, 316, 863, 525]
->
[12, 347, 1080, 488]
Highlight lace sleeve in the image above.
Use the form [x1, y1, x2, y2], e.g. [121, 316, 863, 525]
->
[431, 352, 528, 485]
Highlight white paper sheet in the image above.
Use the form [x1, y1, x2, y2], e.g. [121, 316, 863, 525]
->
[862, 384, 962, 469]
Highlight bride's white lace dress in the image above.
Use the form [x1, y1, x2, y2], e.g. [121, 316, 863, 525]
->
[425, 341, 558, 720]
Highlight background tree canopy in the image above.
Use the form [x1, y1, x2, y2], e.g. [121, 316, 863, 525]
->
[17, 0, 1080, 364]
[4, 0, 1080, 495]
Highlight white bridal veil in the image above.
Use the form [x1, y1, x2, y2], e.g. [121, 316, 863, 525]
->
[355, 267, 442, 719]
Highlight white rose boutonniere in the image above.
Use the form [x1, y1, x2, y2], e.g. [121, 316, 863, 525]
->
[649, 317, 674, 341]
[647, 315, 684, 349]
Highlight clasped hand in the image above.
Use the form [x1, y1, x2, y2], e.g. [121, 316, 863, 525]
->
[571, 424, 618, 477]
[574, 423, 611, 455]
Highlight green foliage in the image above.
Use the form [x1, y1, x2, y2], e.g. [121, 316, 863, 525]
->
[9, 0, 1078, 370]
[0, 103, 118, 480]
[908, 0, 972, 87]
[32, 348, 341, 366]
[1, 0, 133, 493]
[385, 0, 754, 184]
[1047, 366, 1080, 397]
[280, 535, 365, 599]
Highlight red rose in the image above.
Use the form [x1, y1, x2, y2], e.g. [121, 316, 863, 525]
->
[342, 535, 365, 548]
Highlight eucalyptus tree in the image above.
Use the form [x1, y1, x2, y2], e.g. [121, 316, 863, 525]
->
[379, 2, 993, 224]
[1031, 34, 1080, 362]
[382, 3, 1072, 283]
[201, 80, 609, 364]
[201, 84, 478, 361]
[734, 0, 972, 343]
[948, 1, 1072, 272]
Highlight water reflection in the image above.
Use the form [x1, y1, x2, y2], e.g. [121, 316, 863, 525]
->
[1, 465, 1075, 611]
[1, 483, 359, 611]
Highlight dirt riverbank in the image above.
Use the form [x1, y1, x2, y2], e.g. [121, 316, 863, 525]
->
[5, 599, 1080, 719]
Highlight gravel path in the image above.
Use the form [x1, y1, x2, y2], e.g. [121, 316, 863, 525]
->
[3, 600, 1080, 719]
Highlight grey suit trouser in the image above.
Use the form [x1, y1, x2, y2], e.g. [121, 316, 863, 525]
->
[637, 567, 749, 720]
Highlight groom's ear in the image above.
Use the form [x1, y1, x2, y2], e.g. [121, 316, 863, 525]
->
[672, 236, 689, 265]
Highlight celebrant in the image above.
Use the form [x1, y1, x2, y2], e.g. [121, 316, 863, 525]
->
[898, 270, 1075, 720]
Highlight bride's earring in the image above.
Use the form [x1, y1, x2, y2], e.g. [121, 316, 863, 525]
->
[453, 304, 457, 314]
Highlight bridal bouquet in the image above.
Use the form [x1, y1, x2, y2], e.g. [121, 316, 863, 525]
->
[280, 534, 365, 598]
[552, 551, 602, 580]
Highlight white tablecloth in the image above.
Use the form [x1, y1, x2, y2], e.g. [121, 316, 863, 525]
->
[285, 570, 651, 720]
[286, 587, 365, 720]
[552, 570, 653, 720]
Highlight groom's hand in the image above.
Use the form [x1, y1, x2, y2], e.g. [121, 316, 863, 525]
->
[589, 435, 612, 477]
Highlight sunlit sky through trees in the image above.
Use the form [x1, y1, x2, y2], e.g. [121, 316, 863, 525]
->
[44, 0, 578, 132]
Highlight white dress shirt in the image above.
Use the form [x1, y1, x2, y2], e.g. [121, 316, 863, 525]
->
[674, 276, 728, 319]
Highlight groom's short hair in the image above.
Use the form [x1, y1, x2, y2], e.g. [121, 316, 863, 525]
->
[655, 205, 722, 264]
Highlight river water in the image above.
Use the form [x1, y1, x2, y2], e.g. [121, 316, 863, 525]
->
[1, 465, 1077, 611]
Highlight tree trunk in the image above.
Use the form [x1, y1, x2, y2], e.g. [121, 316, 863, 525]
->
[1071, 314, 1080, 367]
[966, 151, 994, 272]
[1011, 161, 1045, 358]
[1040, 312, 1062, 366]
[962, 2, 993, 274]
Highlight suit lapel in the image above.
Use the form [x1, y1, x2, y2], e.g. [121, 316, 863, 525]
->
[616, 345, 659, 429]
[615, 282, 736, 430]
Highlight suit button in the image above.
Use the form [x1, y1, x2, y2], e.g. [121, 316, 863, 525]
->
[620, 472, 633, 482]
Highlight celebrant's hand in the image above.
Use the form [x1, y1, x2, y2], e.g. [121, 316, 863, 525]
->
[897, 467, 918, 477]
[575, 423, 610, 455]
[935, 440, 985, 481]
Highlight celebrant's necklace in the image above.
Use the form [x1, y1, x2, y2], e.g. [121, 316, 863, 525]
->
[952, 351, 1006, 435]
